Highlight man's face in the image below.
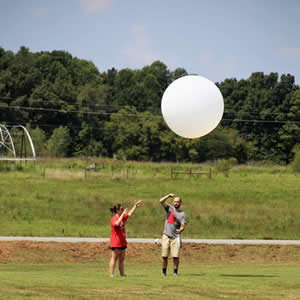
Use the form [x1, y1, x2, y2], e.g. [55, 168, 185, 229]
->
[173, 197, 181, 209]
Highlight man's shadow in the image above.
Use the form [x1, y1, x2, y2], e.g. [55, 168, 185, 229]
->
[220, 274, 279, 278]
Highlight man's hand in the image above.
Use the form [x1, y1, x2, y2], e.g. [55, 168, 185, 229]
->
[176, 224, 185, 234]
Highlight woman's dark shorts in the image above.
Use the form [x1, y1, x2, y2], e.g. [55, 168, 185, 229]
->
[111, 246, 127, 250]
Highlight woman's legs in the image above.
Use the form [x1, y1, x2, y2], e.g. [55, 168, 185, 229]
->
[118, 249, 126, 276]
[109, 249, 120, 276]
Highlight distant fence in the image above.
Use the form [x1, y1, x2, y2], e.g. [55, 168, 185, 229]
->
[43, 166, 130, 180]
[170, 168, 211, 179]
[42, 165, 211, 180]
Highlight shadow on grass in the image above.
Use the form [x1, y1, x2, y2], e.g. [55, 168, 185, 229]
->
[220, 274, 279, 278]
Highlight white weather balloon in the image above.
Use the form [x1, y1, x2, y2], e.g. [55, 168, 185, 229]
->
[161, 75, 224, 139]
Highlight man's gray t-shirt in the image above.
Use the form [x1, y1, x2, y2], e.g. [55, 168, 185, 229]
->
[163, 204, 187, 238]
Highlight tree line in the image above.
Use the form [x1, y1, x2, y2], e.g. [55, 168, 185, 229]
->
[0, 46, 299, 163]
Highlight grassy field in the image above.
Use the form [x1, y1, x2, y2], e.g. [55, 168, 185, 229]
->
[0, 241, 300, 299]
[0, 157, 300, 300]
[0, 158, 299, 239]
[2, 263, 300, 299]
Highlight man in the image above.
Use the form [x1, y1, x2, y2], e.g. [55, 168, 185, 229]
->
[160, 193, 187, 276]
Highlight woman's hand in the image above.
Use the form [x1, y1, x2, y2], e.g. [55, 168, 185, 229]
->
[135, 200, 142, 207]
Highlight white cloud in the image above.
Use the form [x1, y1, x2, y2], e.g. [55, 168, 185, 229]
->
[279, 48, 300, 60]
[121, 25, 180, 68]
[121, 25, 156, 66]
[79, 0, 114, 13]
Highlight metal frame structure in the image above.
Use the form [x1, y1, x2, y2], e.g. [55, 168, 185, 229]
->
[0, 124, 36, 161]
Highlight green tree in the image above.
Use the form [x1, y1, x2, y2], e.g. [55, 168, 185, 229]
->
[219, 72, 297, 163]
[46, 126, 72, 157]
[171, 67, 188, 80]
[75, 121, 107, 157]
[104, 107, 156, 160]
[30, 127, 47, 156]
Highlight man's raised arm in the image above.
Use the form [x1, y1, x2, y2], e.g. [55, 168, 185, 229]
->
[160, 193, 174, 208]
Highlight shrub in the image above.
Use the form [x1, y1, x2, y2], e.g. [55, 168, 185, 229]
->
[0, 161, 11, 171]
[291, 152, 300, 173]
[215, 157, 237, 174]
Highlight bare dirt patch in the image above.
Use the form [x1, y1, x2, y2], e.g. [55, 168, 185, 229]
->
[1, 241, 300, 264]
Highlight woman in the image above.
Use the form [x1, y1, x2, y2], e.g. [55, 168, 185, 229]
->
[109, 200, 142, 277]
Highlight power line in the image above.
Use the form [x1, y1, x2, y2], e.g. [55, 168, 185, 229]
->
[222, 118, 300, 125]
[1, 97, 300, 117]
[0, 104, 159, 118]
[0, 97, 150, 111]
[4, 121, 295, 139]
[1, 104, 300, 125]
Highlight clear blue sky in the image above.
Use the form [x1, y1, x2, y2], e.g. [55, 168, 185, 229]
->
[1, 0, 300, 84]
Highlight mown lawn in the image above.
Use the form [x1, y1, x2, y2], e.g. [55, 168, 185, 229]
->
[0, 262, 300, 299]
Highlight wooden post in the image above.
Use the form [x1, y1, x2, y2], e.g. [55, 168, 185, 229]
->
[208, 168, 211, 179]
[24, 133, 27, 166]
[85, 169, 87, 179]
[126, 167, 128, 179]
[189, 168, 192, 177]
[170, 168, 173, 180]
[20, 131, 24, 161]
[43, 168, 46, 178]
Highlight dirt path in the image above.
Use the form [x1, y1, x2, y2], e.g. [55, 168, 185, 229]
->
[1, 236, 300, 245]
[1, 241, 300, 265]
